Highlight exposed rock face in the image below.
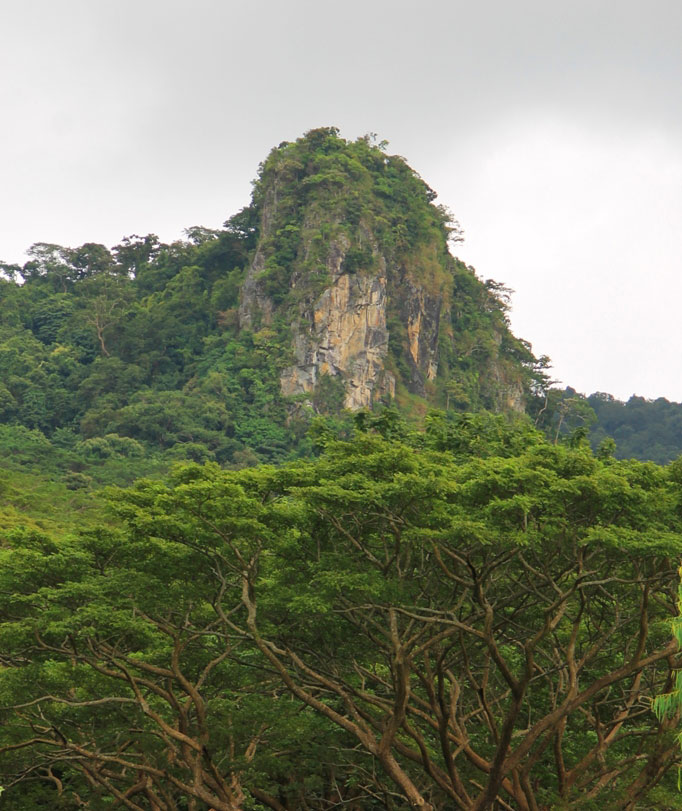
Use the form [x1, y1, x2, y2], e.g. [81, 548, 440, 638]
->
[396, 273, 441, 396]
[238, 250, 273, 329]
[241, 227, 396, 410]
[238, 128, 536, 415]
[506, 385, 525, 413]
[487, 356, 526, 413]
[238, 182, 279, 330]
[281, 269, 395, 410]
[238, 203, 527, 415]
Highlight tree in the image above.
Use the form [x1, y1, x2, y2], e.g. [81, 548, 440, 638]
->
[83, 288, 127, 358]
[2, 433, 681, 809]
[20, 243, 76, 291]
[229, 438, 682, 809]
[112, 234, 162, 279]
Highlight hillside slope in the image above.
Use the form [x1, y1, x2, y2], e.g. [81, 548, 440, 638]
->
[0, 128, 544, 484]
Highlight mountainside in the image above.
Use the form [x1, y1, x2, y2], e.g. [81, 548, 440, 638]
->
[587, 392, 682, 463]
[0, 128, 547, 494]
[528, 386, 682, 465]
[2, 126, 679, 487]
[238, 128, 539, 414]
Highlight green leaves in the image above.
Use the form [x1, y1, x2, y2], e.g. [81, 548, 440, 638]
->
[2, 366, 682, 807]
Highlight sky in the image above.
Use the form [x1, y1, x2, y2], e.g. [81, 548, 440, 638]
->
[2, 0, 682, 401]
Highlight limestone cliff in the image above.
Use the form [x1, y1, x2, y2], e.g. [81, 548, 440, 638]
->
[280, 266, 394, 411]
[238, 128, 537, 415]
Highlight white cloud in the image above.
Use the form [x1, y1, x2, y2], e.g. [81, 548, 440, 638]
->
[450, 118, 682, 399]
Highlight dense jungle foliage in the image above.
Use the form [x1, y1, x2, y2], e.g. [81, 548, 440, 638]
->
[588, 392, 682, 464]
[2, 416, 682, 810]
[2, 129, 682, 809]
[530, 387, 682, 466]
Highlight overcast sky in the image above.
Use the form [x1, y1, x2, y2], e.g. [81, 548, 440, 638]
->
[2, 1, 681, 400]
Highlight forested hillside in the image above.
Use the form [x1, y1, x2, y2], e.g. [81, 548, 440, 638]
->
[588, 392, 682, 464]
[0, 129, 549, 496]
[530, 387, 682, 465]
[0, 127, 675, 482]
[0, 220, 296, 480]
[2, 129, 682, 809]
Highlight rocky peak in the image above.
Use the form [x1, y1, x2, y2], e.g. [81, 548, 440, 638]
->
[238, 128, 538, 415]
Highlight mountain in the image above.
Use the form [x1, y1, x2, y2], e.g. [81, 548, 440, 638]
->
[0, 128, 546, 492]
[237, 127, 541, 415]
[2, 125, 679, 485]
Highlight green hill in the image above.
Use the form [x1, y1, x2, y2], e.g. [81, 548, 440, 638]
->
[0, 128, 547, 489]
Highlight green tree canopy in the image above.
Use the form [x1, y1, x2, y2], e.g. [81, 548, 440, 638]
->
[2, 430, 681, 809]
